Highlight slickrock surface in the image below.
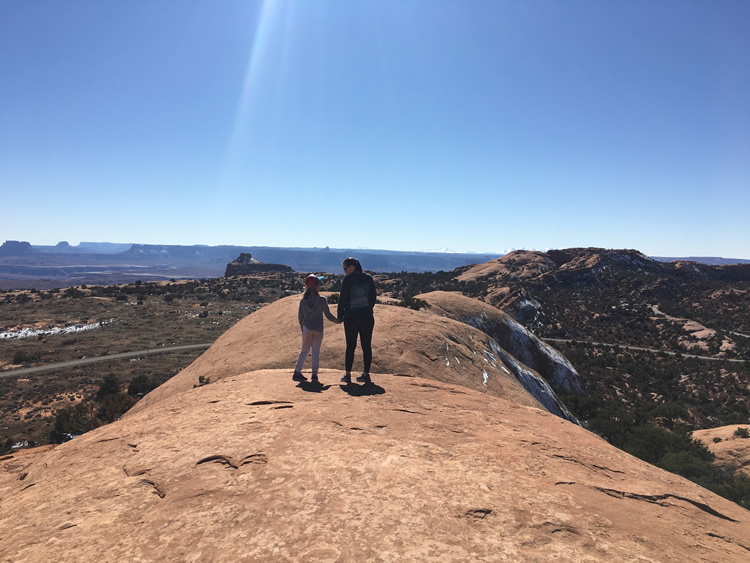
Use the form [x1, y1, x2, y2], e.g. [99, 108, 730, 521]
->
[1, 370, 748, 561]
[416, 291, 583, 394]
[128, 294, 543, 417]
[457, 250, 556, 282]
[693, 425, 750, 476]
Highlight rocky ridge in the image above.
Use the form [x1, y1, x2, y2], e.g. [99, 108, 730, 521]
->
[127, 294, 548, 418]
[2, 370, 749, 561]
[415, 291, 583, 421]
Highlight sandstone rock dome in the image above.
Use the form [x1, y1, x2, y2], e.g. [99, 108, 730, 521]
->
[2, 371, 749, 561]
[2, 295, 749, 560]
[128, 294, 548, 418]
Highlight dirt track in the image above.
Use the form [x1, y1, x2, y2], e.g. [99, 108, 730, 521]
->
[0, 343, 212, 379]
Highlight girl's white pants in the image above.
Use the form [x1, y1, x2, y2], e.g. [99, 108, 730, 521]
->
[294, 327, 324, 374]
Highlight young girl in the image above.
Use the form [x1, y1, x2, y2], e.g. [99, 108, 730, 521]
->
[292, 274, 341, 383]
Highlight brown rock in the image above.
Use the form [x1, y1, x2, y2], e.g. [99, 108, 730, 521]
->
[224, 253, 292, 276]
[457, 250, 556, 282]
[416, 291, 584, 394]
[1, 371, 748, 561]
[693, 425, 750, 476]
[128, 294, 544, 418]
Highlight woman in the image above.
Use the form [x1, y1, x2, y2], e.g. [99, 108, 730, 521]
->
[293, 274, 340, 383]
[337, 257, 377, 384]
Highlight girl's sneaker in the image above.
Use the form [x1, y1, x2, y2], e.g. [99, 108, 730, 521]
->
[356, 373, 371, 384]
[292, 371, 307, 382]
[340, 373, 351, 384]
[311, 374, 319, 383]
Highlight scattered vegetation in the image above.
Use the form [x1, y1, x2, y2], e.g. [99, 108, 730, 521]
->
[382, 261, 750, 509]
[2, 259, 749, 509]
[194, 375, 211, 388]
[0, 273, 309, 447]
[50, 374, 136, 443]
[395, 296, 431, 311]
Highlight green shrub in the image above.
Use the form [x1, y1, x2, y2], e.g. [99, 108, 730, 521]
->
[734, 427, 750, 439]
[50, 403, 98, 443]
[13, 350, 41, 364]
[128, 374, 158, 397]
[194, 375, 211, 388]
[97, 393, 136, 423]
[1, 437, 14, 455]
[96, 374, 121, 400]
[396, 297, 431, 311]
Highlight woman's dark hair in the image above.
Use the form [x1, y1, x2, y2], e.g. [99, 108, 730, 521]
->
[343, 257, 362, 273]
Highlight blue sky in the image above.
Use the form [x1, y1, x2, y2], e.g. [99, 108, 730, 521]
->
[1, 1, 749, 258]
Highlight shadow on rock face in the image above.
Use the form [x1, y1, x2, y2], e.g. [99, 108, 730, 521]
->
[339, 383, 386, 396]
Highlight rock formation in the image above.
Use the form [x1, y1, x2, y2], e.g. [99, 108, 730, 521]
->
[2, 292, 749, 560]
[417, 291, 584, 394]
[0, 240, 37, 256]
[693, 424, 750, 477]
[127, 294, 546, 418]
[2, 371, 749, 561]
[224, 253, 293, 276]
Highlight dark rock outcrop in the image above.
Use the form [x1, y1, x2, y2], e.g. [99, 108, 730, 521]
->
[224, 253, 293, 276]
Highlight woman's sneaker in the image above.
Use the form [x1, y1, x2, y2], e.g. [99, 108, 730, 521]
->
[356, 373, 371, 384]
[292, 371, 307, 382]
[340, 373, 351, 384]
[311, 374, 319, 383]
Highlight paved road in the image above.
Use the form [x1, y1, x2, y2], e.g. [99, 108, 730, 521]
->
[543, 338, 748, 364]
[0, 343, 212, 379]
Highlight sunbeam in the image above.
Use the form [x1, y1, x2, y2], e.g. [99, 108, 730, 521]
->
[221, 0, 288, 191]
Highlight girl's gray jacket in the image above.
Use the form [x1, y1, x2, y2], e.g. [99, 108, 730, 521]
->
[298, 295, 339, 331]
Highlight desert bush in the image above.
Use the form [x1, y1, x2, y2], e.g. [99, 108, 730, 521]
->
[734, 427, 750, 439]
[711, 472, 750, 510]
[50, 402, 98, 443]
[396, 297, 431, 311]
[96, 374, 121, 400]
[194, 375, 211, 388]
[97, 393, 136, 423]
[1, 437, 14, 455]
[13, 350, 42, 364]
[128, 374, 158, 397]
[63, 287, 84, 299]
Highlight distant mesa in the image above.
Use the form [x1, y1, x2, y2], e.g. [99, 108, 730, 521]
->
[224, 253, 293, 277]
[0, 240, 37, 256]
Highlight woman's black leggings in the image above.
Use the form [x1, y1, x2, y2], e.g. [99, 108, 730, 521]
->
[344, 315, 375, 373]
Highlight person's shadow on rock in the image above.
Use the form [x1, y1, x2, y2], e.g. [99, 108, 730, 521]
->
[297, 381, 332, 393]
[339, 382, 386, 396]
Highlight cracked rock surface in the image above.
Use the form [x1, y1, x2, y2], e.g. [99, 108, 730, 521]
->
[1, 369, 749, 561]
